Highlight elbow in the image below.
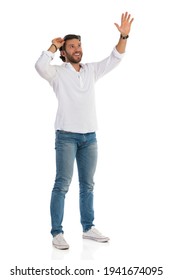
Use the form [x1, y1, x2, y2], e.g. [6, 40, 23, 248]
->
[35, 61, 41, 73]
[34, 61, 53, 85]
[35, 61, 45, 78]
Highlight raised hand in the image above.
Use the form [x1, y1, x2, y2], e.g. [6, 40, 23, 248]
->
[52, 37, 65, 49]
[114, 12, 134, 36]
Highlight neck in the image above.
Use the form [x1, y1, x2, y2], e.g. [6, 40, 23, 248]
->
[71, 62, 81, 72]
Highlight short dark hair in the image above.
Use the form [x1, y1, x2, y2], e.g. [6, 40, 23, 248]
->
[59, 34, 81, 62]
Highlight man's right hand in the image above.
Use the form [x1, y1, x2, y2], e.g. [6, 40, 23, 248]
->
[52, 37, 65, 49]
[48, 37, 65, 53]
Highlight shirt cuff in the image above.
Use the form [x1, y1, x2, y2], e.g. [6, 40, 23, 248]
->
[42, 50, 55, 59]
[112, 47, 125, 59]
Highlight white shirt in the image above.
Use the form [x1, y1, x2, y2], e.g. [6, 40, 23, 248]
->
[35, 48, 124, 133]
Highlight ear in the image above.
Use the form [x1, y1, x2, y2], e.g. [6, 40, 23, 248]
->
[60, 50, 66, 58]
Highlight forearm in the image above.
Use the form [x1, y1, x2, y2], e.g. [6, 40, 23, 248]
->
[47, 44, 58, 53]
[115, 34, 128, 54]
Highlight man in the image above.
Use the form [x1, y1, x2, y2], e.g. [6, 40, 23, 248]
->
[35, 12, 134, 250]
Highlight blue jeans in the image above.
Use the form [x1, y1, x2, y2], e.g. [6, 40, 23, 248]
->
[50, 130, 98, 236]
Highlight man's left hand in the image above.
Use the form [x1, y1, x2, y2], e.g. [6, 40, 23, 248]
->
[114, 12, 134, 36]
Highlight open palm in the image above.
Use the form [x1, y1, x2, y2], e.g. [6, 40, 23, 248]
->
[114, 12, 134, 36]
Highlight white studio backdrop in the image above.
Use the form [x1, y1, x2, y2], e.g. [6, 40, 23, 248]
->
[0, 0, 173, 279]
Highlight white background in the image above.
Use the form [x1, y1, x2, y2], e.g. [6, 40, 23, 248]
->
[0, 0, 173, 279]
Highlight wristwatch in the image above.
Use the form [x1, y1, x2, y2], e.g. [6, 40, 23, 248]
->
[120, 34, 129, 39]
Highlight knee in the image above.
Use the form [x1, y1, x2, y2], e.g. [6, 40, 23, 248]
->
[53, 177, 72, 193]
[80, 181, 94, 193]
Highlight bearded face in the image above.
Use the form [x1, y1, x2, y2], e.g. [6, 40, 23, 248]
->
[61, 39, 83, 63]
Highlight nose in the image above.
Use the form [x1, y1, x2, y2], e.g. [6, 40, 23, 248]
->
[75, 45, 81, 52]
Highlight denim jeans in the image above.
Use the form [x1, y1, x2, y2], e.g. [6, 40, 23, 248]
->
[50, 130, 98, 236]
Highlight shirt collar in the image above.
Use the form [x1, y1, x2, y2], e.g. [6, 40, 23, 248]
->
[63, 62, 84, 72]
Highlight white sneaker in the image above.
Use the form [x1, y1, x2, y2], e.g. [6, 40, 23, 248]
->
[52, 233, 69, 250]
[83, 227, 109, 242]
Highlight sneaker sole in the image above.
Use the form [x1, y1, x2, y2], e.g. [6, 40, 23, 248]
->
[82, 236, 109, 242]
[52, 243, 69, 250]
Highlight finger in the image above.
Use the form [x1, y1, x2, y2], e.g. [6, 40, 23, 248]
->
[114, 23, 120, 29]
[122, 11, 128, 21]
[55, 38, 64, 43]
[122, 12, 129, 22]
[127, 14, 131, 22]
[53, 37, 62, 41]
[58, 38, 64, 43]
[125, 11, 128, 19]
[130, 18, 134, 24]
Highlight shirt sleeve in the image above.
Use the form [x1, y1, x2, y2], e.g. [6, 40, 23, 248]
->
[90, 47, 125, 81]
[35, 51, 57, 85]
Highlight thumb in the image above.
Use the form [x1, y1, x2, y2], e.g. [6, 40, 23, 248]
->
[114, 23, 120, 30]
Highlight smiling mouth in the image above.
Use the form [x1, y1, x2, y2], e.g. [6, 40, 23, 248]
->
[74, 52, 81, 56]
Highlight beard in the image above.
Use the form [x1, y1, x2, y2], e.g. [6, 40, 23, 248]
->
[65, 50, 83, 64]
